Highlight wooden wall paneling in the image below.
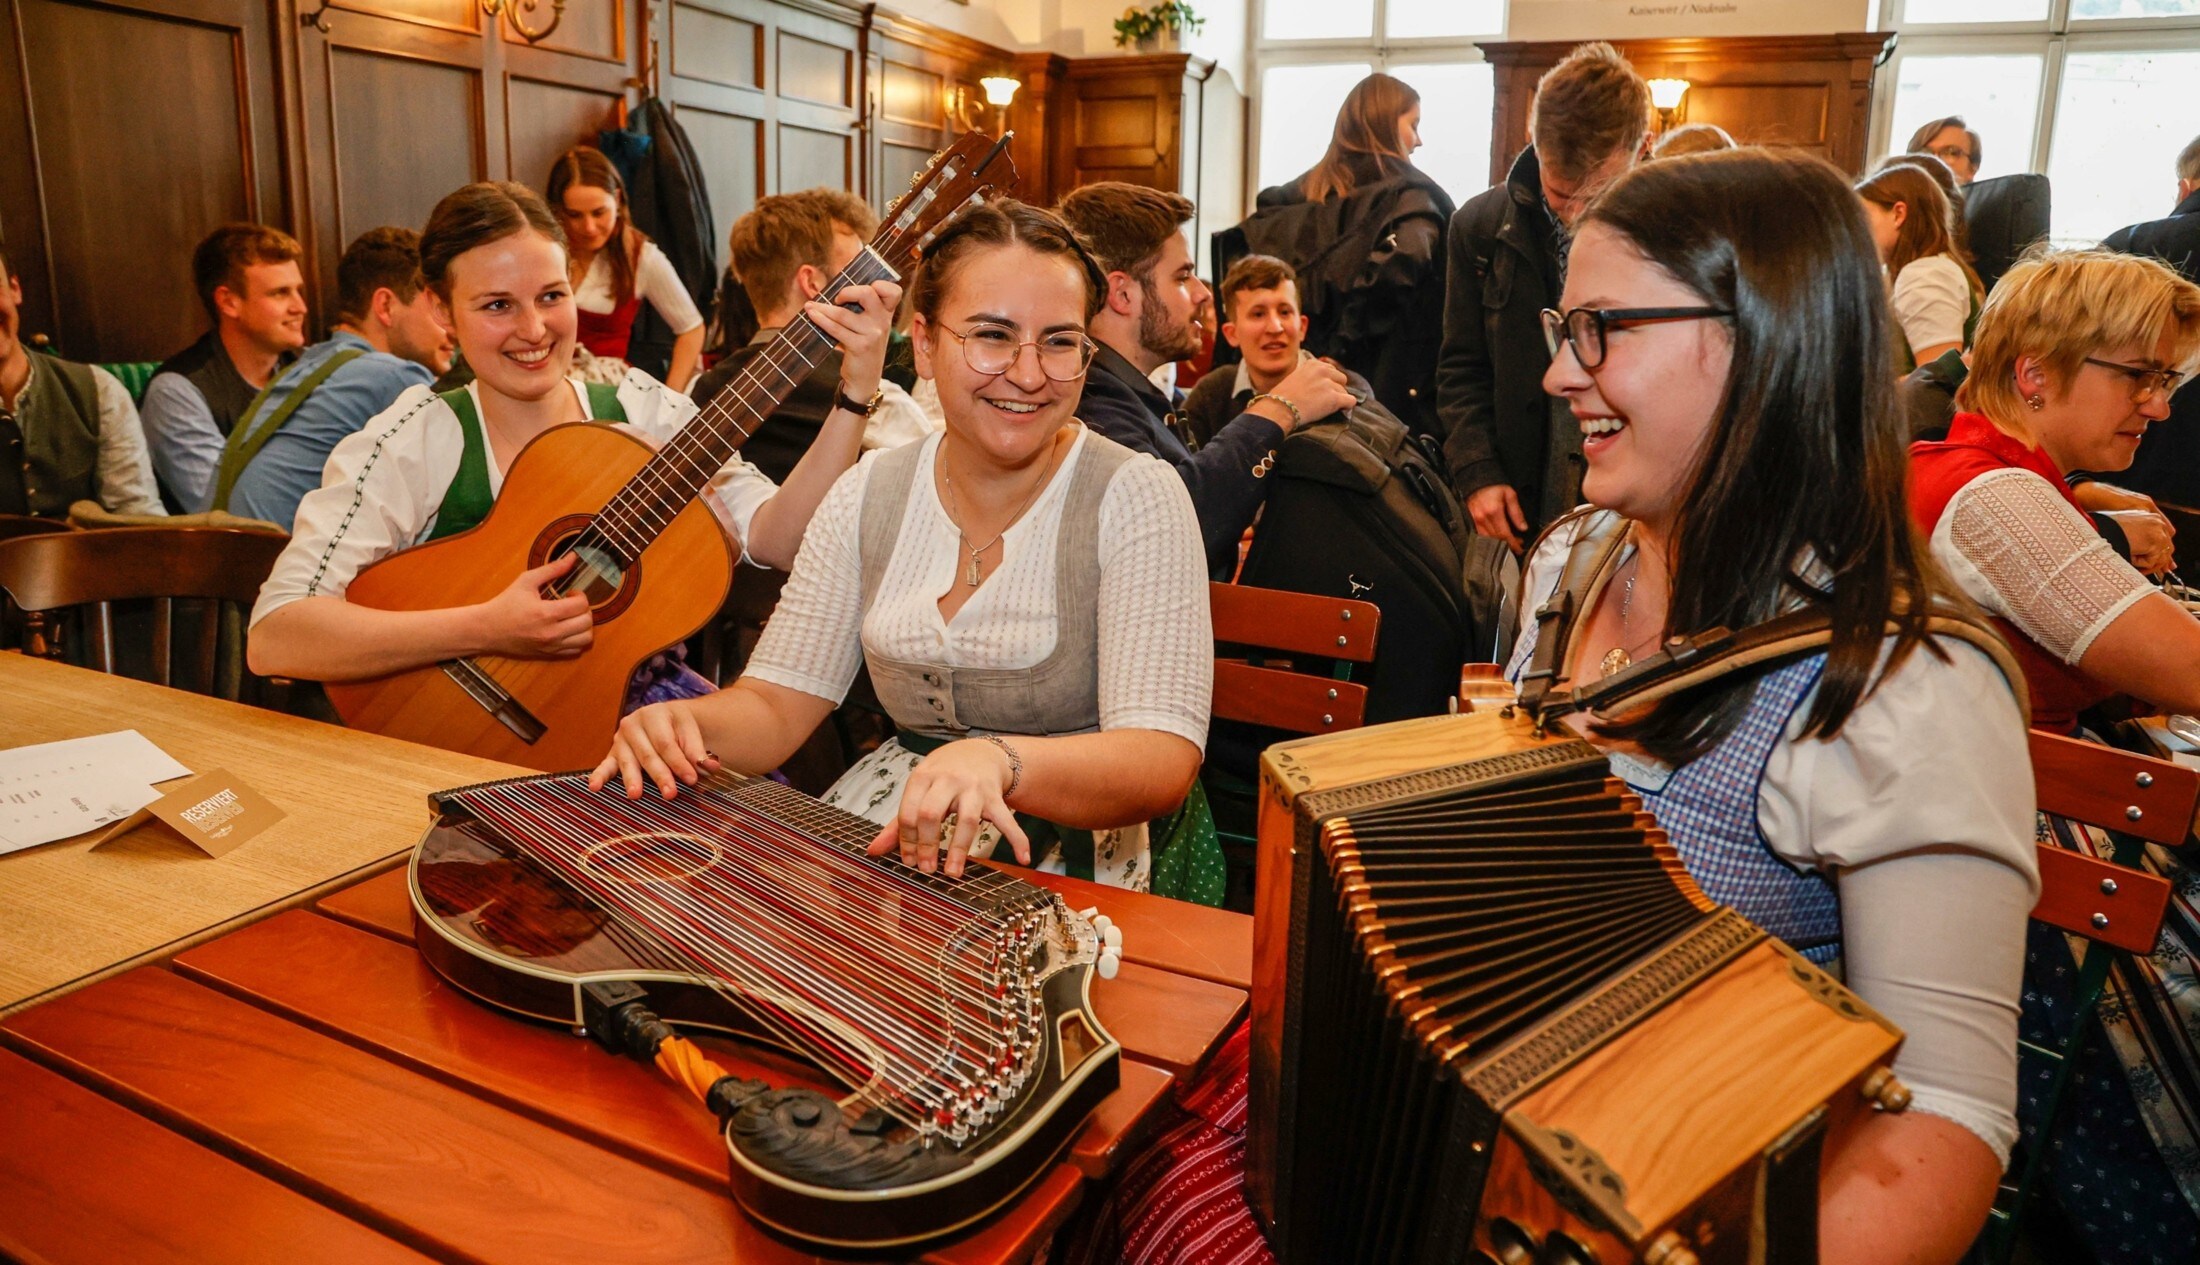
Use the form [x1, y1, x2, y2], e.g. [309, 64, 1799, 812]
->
[9, 0, 287, 361]
[862, 13, 1019, 214]
[768, 3, 859, 195]
[514, 0, 625, 66]
[296, 12, 489, 306]
[1478, 34, 1895, 187]
[499, 24, 635, 186]
[1007, 51, 1068, 208]
[1051, 53, 1210, 198]
[0, 0, 58, 347]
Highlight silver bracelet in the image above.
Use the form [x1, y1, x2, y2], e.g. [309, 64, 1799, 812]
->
[975, 734, 1022, 798]
[1247, 391, 1302, 428]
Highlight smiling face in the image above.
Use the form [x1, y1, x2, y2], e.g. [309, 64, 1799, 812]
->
[2026, 338, 2179, 474]
[1541, 222, 1735, 538]
[912, 243, 1090, 470]
[556, 184, 620, 259]
[217, 260, 310, 355]
[386, 286, 455, 375]
[438, 230, 575, 403]
[1222, 282, 1307, 386]
[1131, 231, 1209, 363]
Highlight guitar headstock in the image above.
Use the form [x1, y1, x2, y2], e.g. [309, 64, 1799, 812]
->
[872, 131, 1018, 276]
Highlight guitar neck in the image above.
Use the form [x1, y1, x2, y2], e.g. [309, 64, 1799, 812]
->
[593, 246, 902, 561]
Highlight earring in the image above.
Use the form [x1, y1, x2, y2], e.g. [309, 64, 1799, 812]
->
[2027, 394, 2046, 412]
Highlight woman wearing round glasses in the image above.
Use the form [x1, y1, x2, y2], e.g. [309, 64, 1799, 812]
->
[1511, 147, 2038, 1261]
[592, 201, 1214, 897]
[1910, 248, 2200, 1263]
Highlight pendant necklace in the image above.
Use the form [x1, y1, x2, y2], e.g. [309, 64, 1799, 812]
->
[1600, 572, 1638, 678]
[943, 439, 1059, 588]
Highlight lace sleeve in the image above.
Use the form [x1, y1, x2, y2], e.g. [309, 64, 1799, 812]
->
[1933, 467, 2154, 663]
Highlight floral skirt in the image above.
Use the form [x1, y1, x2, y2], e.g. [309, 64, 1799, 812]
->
[820, 738, 1154, 891]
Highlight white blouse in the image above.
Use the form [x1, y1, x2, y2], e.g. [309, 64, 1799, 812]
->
[577, 240, 704, 334]
[743, 427, 1213, 749]
[1890, 253, 1971, 358]
[250, 369, 775, 626]
[1511, 518, 2039, 1164]
[1931, 466, 2155, 664]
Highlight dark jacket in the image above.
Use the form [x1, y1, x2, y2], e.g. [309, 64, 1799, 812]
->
[1180, 358, 1376, 454]
[1220, 153, 1452, 438]
[1434, 145, 1579, 531]
[621, 98, 718, 381]
[2105, 188, 2200, 513]
[1076, 343, 1283, 577]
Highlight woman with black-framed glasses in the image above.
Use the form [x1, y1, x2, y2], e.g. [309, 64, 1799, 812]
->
[1911, 247, 2200, 1265]
[595, 199, 1221, 902]
[1512, 147, 2039, 1264]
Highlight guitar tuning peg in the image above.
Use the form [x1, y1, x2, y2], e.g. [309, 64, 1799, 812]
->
[1101, 925, 1123, 950]
[1097, 949, 1121, 980]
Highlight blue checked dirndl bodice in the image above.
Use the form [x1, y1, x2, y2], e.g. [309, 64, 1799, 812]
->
[1509, 617, 1843, 964]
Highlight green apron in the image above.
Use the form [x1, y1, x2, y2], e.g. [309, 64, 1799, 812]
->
[210, 348, 364, 513]
[427, 381, 626, 541]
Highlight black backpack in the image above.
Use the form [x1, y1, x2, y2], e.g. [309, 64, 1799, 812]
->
[1209, 398, 1518, 788]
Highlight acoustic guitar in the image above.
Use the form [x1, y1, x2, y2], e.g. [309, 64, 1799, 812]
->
[324, 132, 1015, 769]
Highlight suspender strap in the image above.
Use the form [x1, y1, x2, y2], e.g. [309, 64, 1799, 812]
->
[1515, 509, 1628, 715]
[210, 348, 365, 512]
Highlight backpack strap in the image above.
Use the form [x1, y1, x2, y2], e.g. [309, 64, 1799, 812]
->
[1514, 508, 1629, 715]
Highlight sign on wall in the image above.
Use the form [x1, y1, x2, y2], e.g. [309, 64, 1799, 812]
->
[1507, 0, 1876, 39]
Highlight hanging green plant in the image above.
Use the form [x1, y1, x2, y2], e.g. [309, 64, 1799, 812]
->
[1112, 0, 1203, 48]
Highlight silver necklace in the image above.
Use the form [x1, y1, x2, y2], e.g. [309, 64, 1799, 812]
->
[941, 441, 1058, 588]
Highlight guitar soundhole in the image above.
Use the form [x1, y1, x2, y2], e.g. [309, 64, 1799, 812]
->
[533, 514, 641, 623]
[582, 831, 725, 884]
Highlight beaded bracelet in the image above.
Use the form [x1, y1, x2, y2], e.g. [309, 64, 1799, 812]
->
[976, 734, 1022, 798]
[1247, 391, 1303, 428]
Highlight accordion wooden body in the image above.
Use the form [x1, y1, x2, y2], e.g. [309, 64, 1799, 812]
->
[1249, 710, 1906, 1265]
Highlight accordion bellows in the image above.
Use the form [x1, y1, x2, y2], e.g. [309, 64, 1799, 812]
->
[1249, 710, 1905, 1265]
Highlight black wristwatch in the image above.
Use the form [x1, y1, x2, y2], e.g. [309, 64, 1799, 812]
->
[835, 385, 884, 418]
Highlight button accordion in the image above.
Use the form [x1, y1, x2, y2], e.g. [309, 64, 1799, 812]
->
[1249, 709, 1908, 1265]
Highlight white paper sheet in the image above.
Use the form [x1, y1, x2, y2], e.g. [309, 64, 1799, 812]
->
[0, 731, 191, 855]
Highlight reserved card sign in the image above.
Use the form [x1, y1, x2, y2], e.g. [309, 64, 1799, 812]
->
[142, 770, 286, 858]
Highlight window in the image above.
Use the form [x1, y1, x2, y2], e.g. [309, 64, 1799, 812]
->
[1383, 0, 1504, 39]
[1886, 54, 2043, 181]
[2045, 49, 2200, 242]
[1262, 0, 1375, 41]
[1256, 63, 1374, 193]
[1387, 63, 1496, 204]
[1875, 0, 2200, 245]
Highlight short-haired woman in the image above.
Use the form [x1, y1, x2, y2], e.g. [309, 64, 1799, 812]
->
[547, 147, 706, 391]
[1857, 162, 1984, 372]
[1911, 248, 2200, 1264]
[593, 201, 1215, 897]
[248, 181, 895, 702]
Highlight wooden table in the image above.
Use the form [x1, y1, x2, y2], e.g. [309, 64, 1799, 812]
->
[0, 654, 520, 1015]
[0, 657, 1256, 1262]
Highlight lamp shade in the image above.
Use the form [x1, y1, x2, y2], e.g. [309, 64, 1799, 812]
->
[980, 76, 1021, 107]
[1647, 78, 1690, 111]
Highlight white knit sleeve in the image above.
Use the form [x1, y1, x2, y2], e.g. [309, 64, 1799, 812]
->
[1890, 254, 1970, 356]
[1094, 455, 1212, 747]
[1931, 467, 2154, 663]
[740, 457, 871, 704]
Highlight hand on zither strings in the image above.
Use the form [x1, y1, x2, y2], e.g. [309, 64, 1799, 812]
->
[804, 278, 903, 403]
[590, 699, 721, 799]
[474, 553, 594, 659]
[867, 740, 1030, 878]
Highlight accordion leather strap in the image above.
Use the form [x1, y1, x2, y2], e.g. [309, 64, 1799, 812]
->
[1515, 509, 1629, 717]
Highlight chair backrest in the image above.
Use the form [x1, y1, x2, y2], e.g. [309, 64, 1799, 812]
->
[2027, 728, 2193, 954]
[0, 526, 290, 697]
[1210, 581, 1380, 737]
[0, 514, 74, 544]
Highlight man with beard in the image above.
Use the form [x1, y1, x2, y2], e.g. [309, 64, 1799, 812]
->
[1057, 183, 1354, 576]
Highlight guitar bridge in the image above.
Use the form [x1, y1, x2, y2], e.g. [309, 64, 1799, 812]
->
[440, 658, 546, 744]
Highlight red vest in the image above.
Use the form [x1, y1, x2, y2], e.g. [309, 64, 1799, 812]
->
[576, 294, 642, 361]
[1909, 411, 2112, 735]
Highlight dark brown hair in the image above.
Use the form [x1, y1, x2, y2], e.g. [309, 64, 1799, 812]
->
[333, 227, 425, 324]
[1580, 148, 1955, 764]
[545, 147, 644, 305]
[908, 199, 1107, 323]
[1855, 162, 1982, 300]
[420, 182, 565, 299]
[1054, 182, 1194, 278]
[191, 223, 304, 320]
[1302, 73, 1421, 203]
[1530, 43, 1652, 183]
[1218, 254, 1298, 321]
[728, 188, 879, 318]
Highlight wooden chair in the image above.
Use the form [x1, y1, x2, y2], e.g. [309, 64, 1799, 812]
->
[0, 526, 290, 700]
[0, 515, 75, 650]
[1207, 582, 1381, 906]
[1980, 728, 2197, 1261]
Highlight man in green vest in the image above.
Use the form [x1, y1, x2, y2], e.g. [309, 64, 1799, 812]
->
[0, 235, 166, 518]
[212, 228, 453, 531]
